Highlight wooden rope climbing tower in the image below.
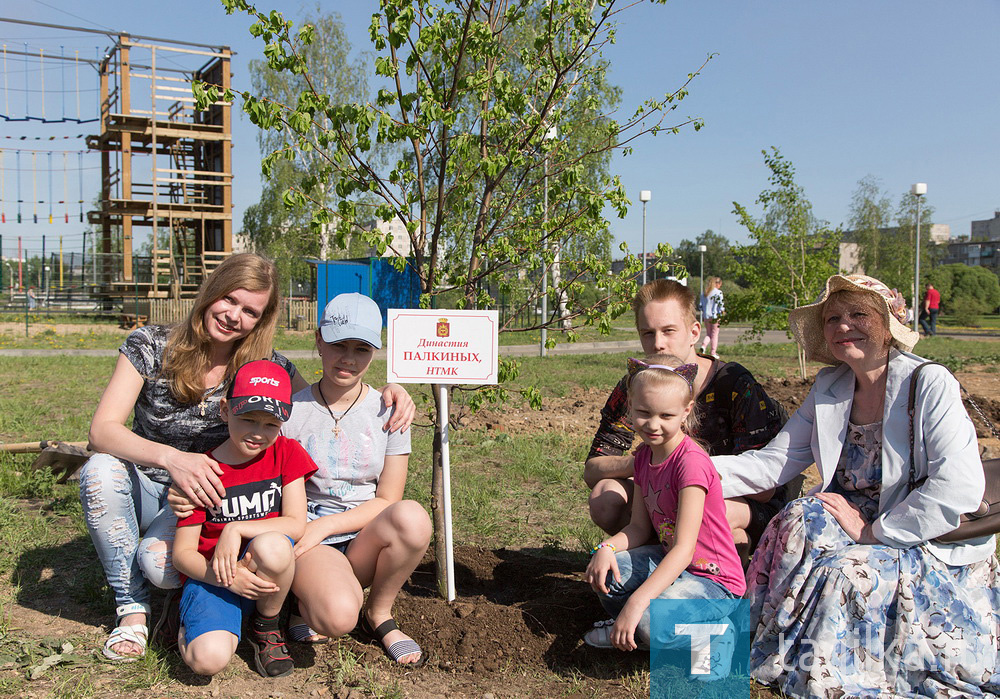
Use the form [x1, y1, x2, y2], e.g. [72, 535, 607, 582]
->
[0, 17, 234, 300]
[87, 32, 232, 298]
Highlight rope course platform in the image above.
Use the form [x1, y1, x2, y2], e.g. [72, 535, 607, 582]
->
[0, 15, 234, 300]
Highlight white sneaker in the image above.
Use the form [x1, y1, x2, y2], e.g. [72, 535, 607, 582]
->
[583, 619, 615, 648]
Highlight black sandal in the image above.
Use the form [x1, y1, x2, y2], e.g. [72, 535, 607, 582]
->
[358, 611, 426, 667]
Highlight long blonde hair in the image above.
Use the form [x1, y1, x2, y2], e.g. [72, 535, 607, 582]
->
[163, 253, 281, 403]
[703, 276, 721, 298]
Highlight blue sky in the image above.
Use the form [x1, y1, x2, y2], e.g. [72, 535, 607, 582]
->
[1, 0, 997, 263]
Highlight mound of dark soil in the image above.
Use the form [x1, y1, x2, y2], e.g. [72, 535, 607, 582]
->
[371, 546, 634, 675]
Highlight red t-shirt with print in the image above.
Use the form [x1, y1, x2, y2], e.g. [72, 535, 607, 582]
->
[177, 435, 317, 561]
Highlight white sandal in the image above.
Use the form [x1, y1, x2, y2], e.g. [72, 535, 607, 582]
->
[103, 602, 151, 662]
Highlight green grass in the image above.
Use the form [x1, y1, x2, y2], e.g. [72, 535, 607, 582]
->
[0, 312, 121, 325]
[938, 314, 1000, 330]
[0, 356, 107, 444]
[0, 327, 130, 351]
[0, 321, 640, 351]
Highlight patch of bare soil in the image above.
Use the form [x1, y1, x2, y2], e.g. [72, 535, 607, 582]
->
[458, 386, 609, 438]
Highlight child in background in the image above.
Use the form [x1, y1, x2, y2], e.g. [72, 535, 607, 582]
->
[172, 360, 316, 678]
[700, 276, 724, 358]
[584, 354, 745, 655]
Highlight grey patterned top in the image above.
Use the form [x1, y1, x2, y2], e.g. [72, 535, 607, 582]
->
[118, 325, 296, 484]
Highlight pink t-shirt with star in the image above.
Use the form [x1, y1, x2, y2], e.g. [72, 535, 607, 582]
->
[634, 436, 746, 597]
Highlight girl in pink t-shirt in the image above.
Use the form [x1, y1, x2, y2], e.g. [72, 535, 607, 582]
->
[584, 356, 745, 652]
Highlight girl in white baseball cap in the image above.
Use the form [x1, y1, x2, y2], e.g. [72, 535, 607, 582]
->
[282, 292, 429, 665]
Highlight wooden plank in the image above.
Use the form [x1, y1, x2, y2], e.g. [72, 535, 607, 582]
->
[155, 177, 232, 186]
[126, 40, 227, 59]
[221, 51, 232, 253]
[154, 167, 232, 177]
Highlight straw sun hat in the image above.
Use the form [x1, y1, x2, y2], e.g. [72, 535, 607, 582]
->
[788, 274, 920, 365]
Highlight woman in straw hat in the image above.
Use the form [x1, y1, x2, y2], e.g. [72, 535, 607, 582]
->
[712, 274, 1000, 697]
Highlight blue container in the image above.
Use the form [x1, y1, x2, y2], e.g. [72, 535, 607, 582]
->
[310, 257, 421, 326]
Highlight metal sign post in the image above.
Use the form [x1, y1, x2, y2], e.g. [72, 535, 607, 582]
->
[437, 384, 456, 600]
[387, 309, 499, 601]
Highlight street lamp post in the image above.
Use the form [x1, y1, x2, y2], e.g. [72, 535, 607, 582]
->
[639, 190, 651, 284]
[540, 126, 558, 357]
[911, 183, 926, 333]
[697, 244, 707, 325]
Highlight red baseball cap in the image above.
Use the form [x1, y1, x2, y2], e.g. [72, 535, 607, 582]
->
[227, 360, 292, 422]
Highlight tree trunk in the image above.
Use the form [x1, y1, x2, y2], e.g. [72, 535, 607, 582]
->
[551, 242, 571, 330]
[430, 384, 448, 598]
[316, 221, 330, 260]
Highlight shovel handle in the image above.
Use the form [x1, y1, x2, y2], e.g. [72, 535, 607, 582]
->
[0, 440, 88, 454]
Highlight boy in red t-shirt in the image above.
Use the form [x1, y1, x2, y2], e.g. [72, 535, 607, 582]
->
[173, 360, 316, 678]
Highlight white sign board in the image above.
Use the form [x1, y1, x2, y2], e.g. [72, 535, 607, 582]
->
[386, 309, 499, 385]
[386, 308, 499, 602]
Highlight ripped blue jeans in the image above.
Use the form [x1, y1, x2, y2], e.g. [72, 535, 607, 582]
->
[597, 544, 737, 647]
[78, 453, 181, 609]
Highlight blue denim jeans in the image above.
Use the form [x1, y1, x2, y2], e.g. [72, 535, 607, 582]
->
[597, 544, 738, 647]
[920, 308, 938, 336]
[78, 453, 181, 609]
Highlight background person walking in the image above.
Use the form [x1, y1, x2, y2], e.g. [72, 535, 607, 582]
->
[699, 277, 724, 358]
[920, 283, 940, 336]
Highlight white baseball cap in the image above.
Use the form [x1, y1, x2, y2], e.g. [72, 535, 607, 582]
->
[318, 292, 383, 349]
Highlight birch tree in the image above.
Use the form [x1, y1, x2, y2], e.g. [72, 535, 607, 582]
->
[198, 0, 709, 595]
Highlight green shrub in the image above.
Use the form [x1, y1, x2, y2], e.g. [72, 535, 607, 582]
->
[949, 297, 987, 327]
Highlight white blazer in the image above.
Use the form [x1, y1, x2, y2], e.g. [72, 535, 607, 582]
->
[713, 349, 993, 566]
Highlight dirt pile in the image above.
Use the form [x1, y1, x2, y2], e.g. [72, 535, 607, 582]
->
[393, 547, 603, 673]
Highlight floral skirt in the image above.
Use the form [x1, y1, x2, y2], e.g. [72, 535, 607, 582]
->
[746, 497, 1000, 698]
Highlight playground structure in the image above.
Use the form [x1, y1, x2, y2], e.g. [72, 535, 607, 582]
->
[1, 17, 233, 302]
[89, 29, 233, 299]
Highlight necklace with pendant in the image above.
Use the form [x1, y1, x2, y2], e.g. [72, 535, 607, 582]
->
[199, 378, 226, 417]
[317, 382, 363, 437]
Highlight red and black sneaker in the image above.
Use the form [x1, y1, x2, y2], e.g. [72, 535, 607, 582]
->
[249, 612, 294, 678]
